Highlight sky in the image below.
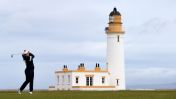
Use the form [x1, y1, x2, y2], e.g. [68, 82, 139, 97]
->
[0, 0, 176, 90]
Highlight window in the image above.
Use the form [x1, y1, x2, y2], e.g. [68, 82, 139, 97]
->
[76, 77, 79, 84]
[86, 77, 89, 86]
[62, 75, 65, 84]
[68, 75, 70, 84]
[90, 77, 93, 86]
[102, 77, 105, 84]
[117, 35, 120, 42]
[58, 76, 60, 83]
[109, 16, 114, 22]
[116, 79, 119, 86]
[86, 77, 93, 86]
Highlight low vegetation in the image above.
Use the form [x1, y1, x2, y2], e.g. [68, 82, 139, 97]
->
[0, 90, 176, 99]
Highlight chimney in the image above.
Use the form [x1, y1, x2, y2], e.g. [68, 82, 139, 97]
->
[63, 65, 68, 72]
[95, 63, 101, 71]
[77, 63, 85, 71]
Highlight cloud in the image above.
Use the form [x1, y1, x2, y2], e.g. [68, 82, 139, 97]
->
[126, 67, 176, 89]
[125, 18, 176, 66]
[125, 17, 176, 88]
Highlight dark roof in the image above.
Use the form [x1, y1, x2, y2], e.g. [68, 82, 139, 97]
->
[109, 7, 121, 16]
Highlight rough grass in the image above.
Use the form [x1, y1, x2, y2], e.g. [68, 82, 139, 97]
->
[0, 90, 176, 99]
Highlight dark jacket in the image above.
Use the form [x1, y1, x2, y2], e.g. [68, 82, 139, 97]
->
[22, 53, 35, 70]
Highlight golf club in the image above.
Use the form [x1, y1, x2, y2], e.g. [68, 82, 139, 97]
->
[11, 53, 22, 58]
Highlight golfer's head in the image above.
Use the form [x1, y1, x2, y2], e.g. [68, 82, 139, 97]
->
[23, 50, 29, 55]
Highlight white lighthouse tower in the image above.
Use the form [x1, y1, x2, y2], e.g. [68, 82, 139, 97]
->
[105, 7, 126, 90]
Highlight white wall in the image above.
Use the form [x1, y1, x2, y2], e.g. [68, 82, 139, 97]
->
[55, 71, 115, 90]
[56, 72, 72, 90]
[107, 33, 126, 90]
[72, 72, 110, 86]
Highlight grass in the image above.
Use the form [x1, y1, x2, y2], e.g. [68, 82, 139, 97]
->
[0, 90, 176, 99]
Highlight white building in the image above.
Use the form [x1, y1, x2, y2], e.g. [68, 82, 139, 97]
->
[49, 7, 126, 91]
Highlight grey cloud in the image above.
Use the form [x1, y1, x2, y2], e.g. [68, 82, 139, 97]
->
[125, 17, 176, 88]
[126, 67, 176, 89]
[125, 18, 176, 66]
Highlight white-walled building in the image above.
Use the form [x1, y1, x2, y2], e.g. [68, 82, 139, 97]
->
[53, 64, 115, 91]
[49, 7, 126, 91]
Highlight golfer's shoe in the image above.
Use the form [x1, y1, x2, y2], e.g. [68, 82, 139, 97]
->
[18, 90, 21, 94]
[29, 92, 33, 94]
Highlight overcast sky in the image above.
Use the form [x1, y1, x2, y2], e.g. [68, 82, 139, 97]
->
[0, 0, 176, 90]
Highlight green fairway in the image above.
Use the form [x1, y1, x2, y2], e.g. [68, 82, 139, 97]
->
[0, 90, 176, 99]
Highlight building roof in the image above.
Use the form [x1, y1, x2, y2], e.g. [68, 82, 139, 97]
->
[55, 70, 109, 73]
[56, 63, 108, 73]
[109, 7, 121, 16]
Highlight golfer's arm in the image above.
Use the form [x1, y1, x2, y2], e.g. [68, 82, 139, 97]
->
[29, 53, 35, 61]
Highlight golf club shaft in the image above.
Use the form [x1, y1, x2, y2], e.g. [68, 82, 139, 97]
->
[11, 53, 22, 58]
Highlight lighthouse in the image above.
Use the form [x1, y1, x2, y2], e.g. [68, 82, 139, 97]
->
[105, 7, 126, 90]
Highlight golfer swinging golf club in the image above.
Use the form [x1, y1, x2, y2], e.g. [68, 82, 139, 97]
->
[18, 50, 35, 94]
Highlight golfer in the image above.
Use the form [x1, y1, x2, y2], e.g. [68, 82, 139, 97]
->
[18, 50, 35, 94]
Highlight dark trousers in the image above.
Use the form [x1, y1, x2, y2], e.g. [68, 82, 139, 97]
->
[20, 69, 34, 92]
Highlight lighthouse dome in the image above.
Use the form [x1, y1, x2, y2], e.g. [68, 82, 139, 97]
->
[109, 7, 121, 16]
